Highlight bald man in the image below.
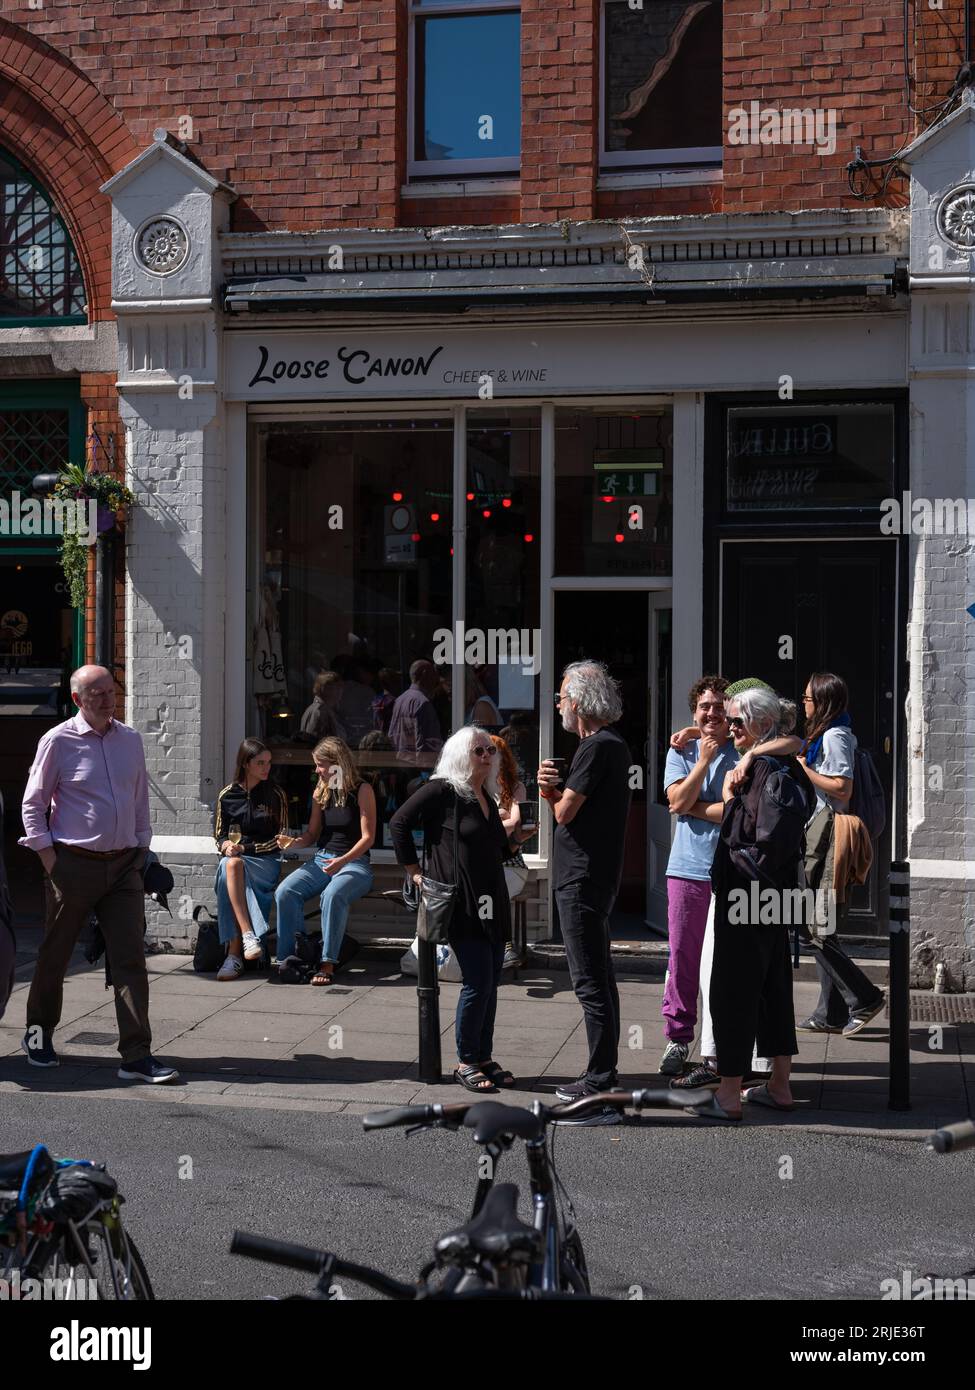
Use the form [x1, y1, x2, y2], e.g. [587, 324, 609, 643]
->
[18, 665, 177, 1082]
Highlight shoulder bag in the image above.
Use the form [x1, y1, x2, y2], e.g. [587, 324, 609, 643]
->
[417, 786, 461, 946]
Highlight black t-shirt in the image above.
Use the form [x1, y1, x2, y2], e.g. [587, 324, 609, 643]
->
[553, 727, 632, 892]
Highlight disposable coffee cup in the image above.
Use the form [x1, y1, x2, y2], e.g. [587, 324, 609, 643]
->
[517, 800, 537, 831]
[547, 757, 567, 785]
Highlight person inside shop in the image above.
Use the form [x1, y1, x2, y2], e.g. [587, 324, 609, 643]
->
[273, 736, 376, 985]
[390, 726, 514, 1094]
[299, 670, 348, 744]
[213, 738, 290, 980]
[388, 659, 444, 758]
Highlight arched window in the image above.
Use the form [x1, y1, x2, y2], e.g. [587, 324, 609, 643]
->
[0, 148, 86, 323]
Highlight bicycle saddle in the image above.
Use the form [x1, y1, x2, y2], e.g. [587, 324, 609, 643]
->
[463, 1101, 544, 1145]
[435, 1183, 542, 1263]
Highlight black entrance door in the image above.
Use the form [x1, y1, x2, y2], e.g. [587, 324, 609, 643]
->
[720, 539, 897, 935]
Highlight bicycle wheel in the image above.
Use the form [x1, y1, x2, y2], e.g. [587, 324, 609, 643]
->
[31, 1216, 155, 1300]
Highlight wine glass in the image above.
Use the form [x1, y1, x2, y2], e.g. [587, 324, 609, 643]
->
[227, 823, 242, 850]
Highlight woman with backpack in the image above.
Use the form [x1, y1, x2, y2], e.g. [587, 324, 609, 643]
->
[796, 672, 886, 1037]
[686, 686, 816, 1122]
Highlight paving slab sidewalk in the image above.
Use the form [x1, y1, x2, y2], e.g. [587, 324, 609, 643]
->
[1, 941, 972, 1138]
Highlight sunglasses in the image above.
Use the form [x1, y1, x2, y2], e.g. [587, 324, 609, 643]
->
[472, 745, 497, 757]
[727, 717, 746, 731]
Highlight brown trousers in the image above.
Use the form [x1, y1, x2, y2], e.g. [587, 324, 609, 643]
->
[27, 845, 151, 1063]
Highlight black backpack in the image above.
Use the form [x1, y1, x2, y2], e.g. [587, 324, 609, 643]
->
[849, 746, 886, 842]
[716, 754, 818, 891]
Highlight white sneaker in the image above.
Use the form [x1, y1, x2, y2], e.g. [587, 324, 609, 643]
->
[241, 931, 262, 962]
[217, 954, 243, 980]
[659, 1041, 690, 1075]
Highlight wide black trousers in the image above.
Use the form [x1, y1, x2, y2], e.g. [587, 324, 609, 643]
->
[709, 894, 797, 1078]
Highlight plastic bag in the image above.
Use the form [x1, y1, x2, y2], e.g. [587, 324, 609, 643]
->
[399, 937, 463, 982]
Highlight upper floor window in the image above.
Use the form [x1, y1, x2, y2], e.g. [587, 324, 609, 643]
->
[601, 0, 722, 170]
[409, 0, 521, 180]
[0, 149, 86, 324]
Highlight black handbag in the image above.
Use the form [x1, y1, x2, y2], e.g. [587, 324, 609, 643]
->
[417, 788, 461, 946]
[192, 905, 224, 973]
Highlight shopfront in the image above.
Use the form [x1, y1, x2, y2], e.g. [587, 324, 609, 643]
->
[213, 314, 907, 944]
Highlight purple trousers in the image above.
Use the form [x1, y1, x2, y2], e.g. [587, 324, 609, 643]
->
[662, 877, 712, 1044]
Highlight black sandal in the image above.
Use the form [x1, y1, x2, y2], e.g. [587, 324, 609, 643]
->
[669, 1062, 720, 1091]
[480, 1061, 516, 1089]
[454, 1064, 498, 1094]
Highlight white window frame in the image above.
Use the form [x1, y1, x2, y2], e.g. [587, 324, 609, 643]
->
[599, 0, 722, 170]
[408, 0, 521, 181]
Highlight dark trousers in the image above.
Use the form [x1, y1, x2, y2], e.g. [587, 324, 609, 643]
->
[710, 906, 797, 1078]
[555, 881, 620, 1089]
[27, 845, 151, 1063]
[451, 934, 505, 1065]
[808, 934, 884, 1026]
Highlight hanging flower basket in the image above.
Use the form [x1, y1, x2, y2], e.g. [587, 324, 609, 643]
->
[55, 464, 136, 610]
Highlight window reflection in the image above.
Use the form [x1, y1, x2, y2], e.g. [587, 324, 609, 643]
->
[254, 419, 453, 848]
[554, 408, 674, 577]
[603, 0, 722, 164]
[464, 411, 541, 836]
[413, 8, 521, 167]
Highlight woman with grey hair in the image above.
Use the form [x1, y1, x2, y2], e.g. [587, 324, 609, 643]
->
[687, 686, 815, 1121]
[390, 725, 514, 1093]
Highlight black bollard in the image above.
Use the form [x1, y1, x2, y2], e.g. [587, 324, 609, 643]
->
[416, 937, 442, 1084]
[888, 861, 910, 1112]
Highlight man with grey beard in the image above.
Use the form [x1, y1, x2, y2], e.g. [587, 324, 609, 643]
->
[538, 660, 631, 1115]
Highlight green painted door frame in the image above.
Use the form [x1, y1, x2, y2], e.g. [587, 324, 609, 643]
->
[0, 380, 87, 668]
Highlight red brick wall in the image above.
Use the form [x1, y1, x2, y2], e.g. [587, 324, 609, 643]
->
[2, 2, 972, 234]
[521, 0, 598, 221]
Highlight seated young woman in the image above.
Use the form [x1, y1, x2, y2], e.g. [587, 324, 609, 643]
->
[273, 737, 376, 985]
[213, 739, 289, 981]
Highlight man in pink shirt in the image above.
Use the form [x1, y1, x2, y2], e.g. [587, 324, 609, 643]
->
[18, 665, 177, 1083]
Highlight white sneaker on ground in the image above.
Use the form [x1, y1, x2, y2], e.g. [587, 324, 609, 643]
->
[241, 931, 262, 961]
[217, 954, 243, 980]
[659, 1041, 690, 1075]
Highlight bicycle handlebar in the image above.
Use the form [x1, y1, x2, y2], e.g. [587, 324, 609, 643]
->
[362, 1087, 714, 1134]
[230, 1231, 418, 1300]
[926, 1119, 975, 1154]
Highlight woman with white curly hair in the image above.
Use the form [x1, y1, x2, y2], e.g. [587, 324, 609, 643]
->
[390, 725, 514, 1094]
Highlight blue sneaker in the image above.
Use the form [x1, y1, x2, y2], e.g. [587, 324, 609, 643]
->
[22, 1030, 59, 1068]
[117, 1055, 179, 1084]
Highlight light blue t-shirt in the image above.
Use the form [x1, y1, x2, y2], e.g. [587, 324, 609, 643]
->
[664, 739, 739, 881]
[810, 726, 857, 816]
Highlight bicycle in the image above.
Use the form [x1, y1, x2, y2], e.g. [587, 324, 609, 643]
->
[0, 1145, 154, 1300]
[232, 1085, 711, 1299]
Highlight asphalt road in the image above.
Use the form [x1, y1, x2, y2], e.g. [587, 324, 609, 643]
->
[3, 1091, 974, 1302]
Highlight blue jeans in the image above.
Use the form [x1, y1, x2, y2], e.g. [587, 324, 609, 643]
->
[214, 853, 281, 946]
[451, 935, 505, 1065]
[273, 853, 373, 963]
